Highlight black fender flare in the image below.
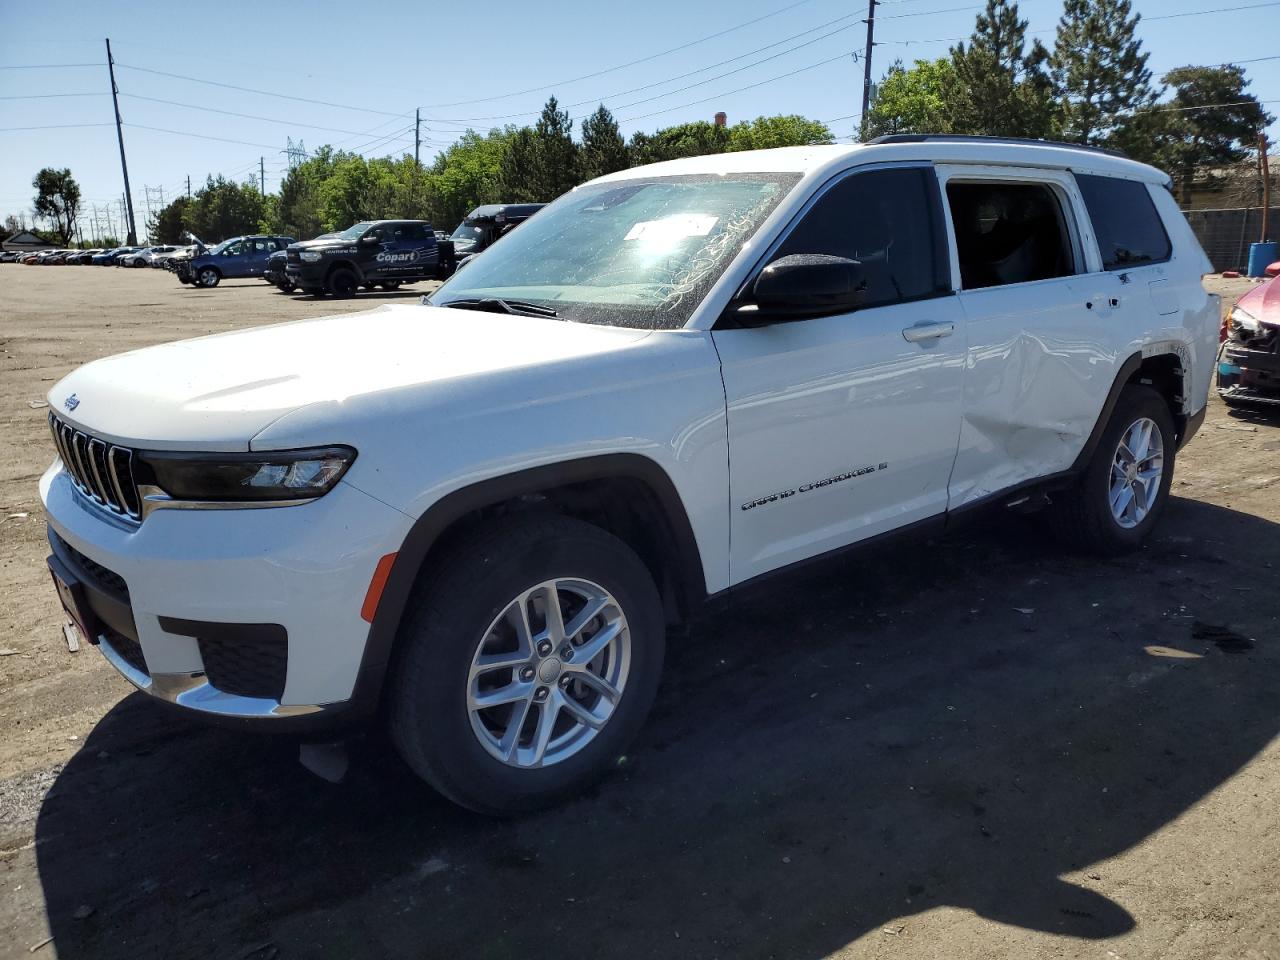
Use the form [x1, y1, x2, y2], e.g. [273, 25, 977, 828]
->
[347, 453, 707, 716]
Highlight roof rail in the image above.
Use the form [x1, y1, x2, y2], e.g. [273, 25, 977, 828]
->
[867, 133, 1127, 159]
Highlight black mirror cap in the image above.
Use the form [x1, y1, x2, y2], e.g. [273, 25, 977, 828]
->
[751, 253, 867, 319]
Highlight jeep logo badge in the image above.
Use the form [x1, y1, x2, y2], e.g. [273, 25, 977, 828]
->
[63, 394, 80, 412]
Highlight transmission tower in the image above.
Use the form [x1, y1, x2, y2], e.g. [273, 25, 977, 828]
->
[285, 137, 308, 170]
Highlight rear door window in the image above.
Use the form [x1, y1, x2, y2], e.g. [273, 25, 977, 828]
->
[945, 181, 1076, 289]
[771, 167, 949, 309]
[1075, 174, 1172, 270]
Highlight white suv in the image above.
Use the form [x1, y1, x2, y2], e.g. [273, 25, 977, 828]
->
[41, 136, 1217, 813]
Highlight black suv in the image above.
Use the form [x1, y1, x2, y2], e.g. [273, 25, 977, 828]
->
[285, 220, 452, 297]
[448, 203, 545, 266]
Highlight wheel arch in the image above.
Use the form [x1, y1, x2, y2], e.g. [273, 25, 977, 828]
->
[1070, 348, 1196, 473]
[349, 453, 708, 716]
[326, 260, 363, 282]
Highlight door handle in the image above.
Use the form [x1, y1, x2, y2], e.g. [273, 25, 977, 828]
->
[902, 321, 955, 343]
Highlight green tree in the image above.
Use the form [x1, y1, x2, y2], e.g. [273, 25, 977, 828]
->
[32, 168, 81, 245]
[863, 59, 959, 137]
[426, 128, 515, 228]
[497, 127, 540, 202]
[579, 105, 628, 181]
[727, 115, 833, 151]
[183, 175, 268, 242]
[1051, 0, 1153, 145]
[627, 120, 730, 165]
[148, 195, 193, 244]
[948, 0, 1056, 138]
[1114, 65, 1273, 201]
[528, 97, 580, 200]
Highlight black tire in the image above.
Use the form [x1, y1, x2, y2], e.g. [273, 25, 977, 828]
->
[1049, 384, 1176, 555]
[196, 267, 220, 288]
[381, 280, 401, 290]
[390, 514, 665, 815]
[133, 258, 147, 268]
[328, 267, 358, 298]
[277, 281, 298, 293]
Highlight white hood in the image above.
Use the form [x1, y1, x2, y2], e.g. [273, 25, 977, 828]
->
[49, 304, 650, 450]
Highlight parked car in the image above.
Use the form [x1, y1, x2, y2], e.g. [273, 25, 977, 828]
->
[0, 250, 21, 263]
[1218, 271, 1280, 407]
[174, 235, 295, 288]
[145, 245, 184, 268]
[448, 202, 545, 267]
[40, 136, 1217, 814]
[39, 249, 75, 264]
[65, 249, 104, 265]
[119, 246, 179, 268]
[90, 246, 140, 265]
[284, 220, 451, 296]
[265, 233, 337, 292]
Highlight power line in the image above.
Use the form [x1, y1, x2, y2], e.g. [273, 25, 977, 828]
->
[115, 62, 407, 117]
[446, 19, 863, 123]
[416, 0, 823, 108]
[0, 122, 114, 132]
[619, 50, 854, 123]
[124, 122, 285, 150]
[0, 63, 99, 70]
[0, 92, 106, 100]
[120, 93, 408, 138]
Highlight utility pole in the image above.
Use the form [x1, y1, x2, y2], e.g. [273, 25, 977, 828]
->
[1261, 132, 1272, 243]
[415, 108, 421, 168]
[860, 0, 877, 140]
[186, 174, 192, 198]
[105, 39, 138, 245]
[260, 156, 266, 194]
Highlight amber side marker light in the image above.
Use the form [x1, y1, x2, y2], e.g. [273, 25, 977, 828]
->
[361, 553, 398, 623]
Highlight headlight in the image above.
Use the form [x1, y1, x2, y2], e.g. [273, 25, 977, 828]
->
[137, 446, 356, 502]
[1231, 307, 1260, 333]
[300, 251, 322, 262]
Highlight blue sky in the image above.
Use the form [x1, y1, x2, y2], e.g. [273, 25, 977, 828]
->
[2, 0, 1278, 235]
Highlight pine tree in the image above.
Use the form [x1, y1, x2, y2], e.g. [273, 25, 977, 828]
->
[528, 97, 580, 201]
[496, 128, 540, 202]
[948, 0, 1056, 138]
[579, 105, 628, 181]
[1051, 0, 1153, 145]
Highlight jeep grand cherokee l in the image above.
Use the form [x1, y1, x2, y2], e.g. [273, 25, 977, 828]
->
[41, 136, 1217, 814]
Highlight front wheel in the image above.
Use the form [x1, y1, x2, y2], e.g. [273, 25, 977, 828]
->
[381, 280, 401, 290]
[328, 267, 358, 298]
[133, 258, 148, 268]
[390, 515, 665, 815]
[1049, 385, 1175, 555]
[277, 281, 298, 293]
[197, 267, 220, 288]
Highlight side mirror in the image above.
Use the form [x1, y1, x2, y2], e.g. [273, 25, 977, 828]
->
[745, 253, 867, 322]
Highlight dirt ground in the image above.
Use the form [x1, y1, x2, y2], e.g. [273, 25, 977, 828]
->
[1, 266, 1278, 960]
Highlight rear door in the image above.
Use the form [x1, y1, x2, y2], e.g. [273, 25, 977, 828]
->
[713, 164, 965, 584]
[384, 222, 438, 279]
[936, 165, 1123, 507]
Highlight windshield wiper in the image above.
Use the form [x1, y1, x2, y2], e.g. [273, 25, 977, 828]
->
[436, 297, 560, 319]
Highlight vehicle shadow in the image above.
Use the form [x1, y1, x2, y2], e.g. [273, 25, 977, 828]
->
[34, 497, 1280, 959]
[288, 290, 430, 303]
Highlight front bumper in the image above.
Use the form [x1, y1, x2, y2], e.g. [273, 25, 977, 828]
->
[41, 461, 414, 730]
[1218, 342, 1280, 405]
[285, 261, 327, 285]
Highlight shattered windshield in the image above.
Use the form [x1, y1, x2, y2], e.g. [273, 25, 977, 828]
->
[430, 173, 800, 329]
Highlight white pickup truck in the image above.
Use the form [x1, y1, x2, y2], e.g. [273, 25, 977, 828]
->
[41, 135, 1217, 813]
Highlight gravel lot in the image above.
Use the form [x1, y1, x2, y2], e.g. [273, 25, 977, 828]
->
[1, 266, 1278, 960]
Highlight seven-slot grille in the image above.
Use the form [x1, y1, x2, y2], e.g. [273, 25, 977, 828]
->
[49, 413, 142, 520]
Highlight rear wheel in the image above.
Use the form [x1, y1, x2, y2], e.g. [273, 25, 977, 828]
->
[133, 258, 147, 268]
[197, 267, 220, 288]
[328, 267, 358, 298]
[1049, 385, 1175, 555]
[381, 280, 401, 290]
[277, 281, 298, 293]
[390, 515, 665, 815]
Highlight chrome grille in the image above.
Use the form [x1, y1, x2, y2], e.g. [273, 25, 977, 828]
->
[49, 413, 142, 521]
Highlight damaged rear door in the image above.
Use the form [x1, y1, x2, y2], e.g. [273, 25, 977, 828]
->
[937, 164, 1123, 507]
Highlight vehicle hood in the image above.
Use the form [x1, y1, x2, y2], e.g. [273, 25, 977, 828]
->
[1235, 275, 1280, 326]
[290, 237, 349, 252]
[48, 304, 651, 451]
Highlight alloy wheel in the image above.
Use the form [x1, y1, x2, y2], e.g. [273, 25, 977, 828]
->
[1109, 416, 1164, 528]
[466, 578, 630, 769]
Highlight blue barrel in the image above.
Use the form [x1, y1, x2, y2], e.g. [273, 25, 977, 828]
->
[1247, 240, 1277, 277]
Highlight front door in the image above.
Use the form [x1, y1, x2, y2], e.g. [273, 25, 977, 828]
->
[713, 165, 965, 584]
[218, 240, 248, 277]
